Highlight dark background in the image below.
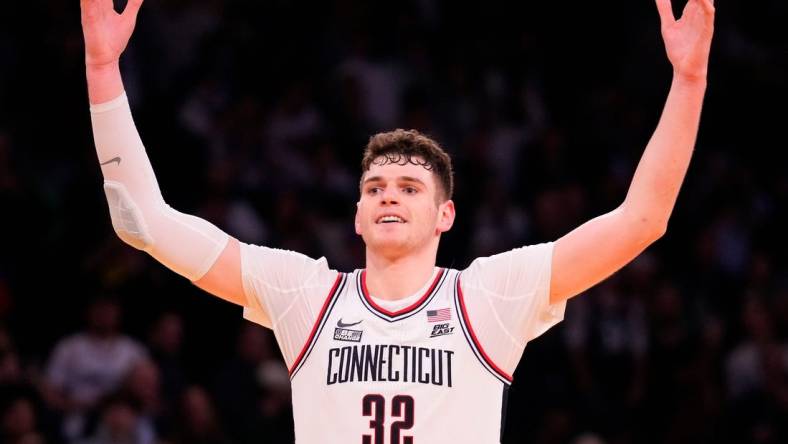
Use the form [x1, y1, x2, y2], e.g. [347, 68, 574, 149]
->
[1, 0, 787, 443]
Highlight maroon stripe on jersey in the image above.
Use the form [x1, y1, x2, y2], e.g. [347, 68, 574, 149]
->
[288, 273, 343, 376]
[456, 276, 513, 383]
[361, 268, 445, 317]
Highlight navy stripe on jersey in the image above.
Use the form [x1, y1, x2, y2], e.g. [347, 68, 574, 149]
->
[500, 385, 510, 442]
[453, 273, 513, 385]
[289, 273, 347, 379]
[356, 268, 448, 322]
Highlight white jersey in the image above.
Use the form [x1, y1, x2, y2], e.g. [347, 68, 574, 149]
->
[241, 243, 566, 444]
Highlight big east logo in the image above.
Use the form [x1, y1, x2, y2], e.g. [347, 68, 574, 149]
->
[430, 323, 454, 338]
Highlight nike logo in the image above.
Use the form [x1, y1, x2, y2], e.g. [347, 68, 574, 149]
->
[100, 156, 122, 166]
[337, 319, 362, 328]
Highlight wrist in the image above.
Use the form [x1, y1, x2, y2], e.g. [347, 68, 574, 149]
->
[86, 60, 120, 74]
[86, 61, 124, 105]
[672, 70, 708, 89]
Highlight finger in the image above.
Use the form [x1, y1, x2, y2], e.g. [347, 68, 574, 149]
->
[122, 0, 145, 19]
[698, 0, 715, 15]
[80, 0, 111, 15]
[655, 0, 675, 26]
[680, 0, 702, 21]
[686, 0, 714, 27]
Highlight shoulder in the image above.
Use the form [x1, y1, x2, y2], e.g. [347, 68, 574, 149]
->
[117, 335, 147, 353]
[53, 333, 88, 350]
[464, 242, 554, 268]
[240, 243, 334, 271]
[239, 243, 339, 288]
[461, 242, 554, 285]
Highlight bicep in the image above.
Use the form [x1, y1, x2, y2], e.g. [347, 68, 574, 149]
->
[194, 237, 248, 307]
[550, 205, 662, 303]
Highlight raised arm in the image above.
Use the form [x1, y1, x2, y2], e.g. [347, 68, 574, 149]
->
[82, 0, 246, 306]
[549, 0, 715, 303]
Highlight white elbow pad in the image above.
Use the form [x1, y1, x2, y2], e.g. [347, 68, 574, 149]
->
[103, 181, 154, 250]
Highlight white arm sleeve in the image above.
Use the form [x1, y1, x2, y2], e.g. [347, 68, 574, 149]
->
[461, 242, 566, 375]
[90, 92, 229, 281]
[239, 243, 339, 368]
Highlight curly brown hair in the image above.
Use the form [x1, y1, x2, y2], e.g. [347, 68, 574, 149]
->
[361, 129, 454, 202]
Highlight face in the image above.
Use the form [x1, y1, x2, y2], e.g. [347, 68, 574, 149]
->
[355, 158, 455, 259]
[87, 300, 120, 335]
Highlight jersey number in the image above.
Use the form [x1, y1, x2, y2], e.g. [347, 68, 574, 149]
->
[362, 394, 414, 444]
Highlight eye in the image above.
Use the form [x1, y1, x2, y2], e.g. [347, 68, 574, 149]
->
[367, 186, 383, 195]
[403, 186, 418, 194]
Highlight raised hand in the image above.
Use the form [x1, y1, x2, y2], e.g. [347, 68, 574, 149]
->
[80, 0, 144, 67]
[656, 0, 715, 82]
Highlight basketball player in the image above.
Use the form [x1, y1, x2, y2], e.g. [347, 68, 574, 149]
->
[81, 0, 715, 442]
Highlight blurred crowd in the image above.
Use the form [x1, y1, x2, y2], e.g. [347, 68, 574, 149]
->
[1, 0, 787, 443]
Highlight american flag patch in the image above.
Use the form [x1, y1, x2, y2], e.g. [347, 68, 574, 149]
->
[427, 308, 451, 323]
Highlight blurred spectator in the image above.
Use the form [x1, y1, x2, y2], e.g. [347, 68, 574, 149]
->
[118, 359, 163, 443]
[0, 390, 44, 444]
[723, 294, 788, 442]
[252, 359, 293, 444]
[0, 346, 55, 442]
[0, 330, 22, 386]
[337, 44, 405, 131]
[565, 276, 647, 440]
[470, 180, 530, 257]
[1, 397, 44, 444]
[214, 324, 275, 441]
[42, 298, 147, 442]
[726, 295, 788, 398]
[264, 83, 325, 188]
[146, 312, 187, 413]
[642, 281, 718, 443]
[77, 392, 153, 444]
[169, 386, 230, 444]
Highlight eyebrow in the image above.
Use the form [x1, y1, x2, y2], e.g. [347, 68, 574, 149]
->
[362, 176, 427, 186]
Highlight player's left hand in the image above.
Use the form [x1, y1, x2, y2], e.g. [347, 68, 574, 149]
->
[656, 0, 715, 82]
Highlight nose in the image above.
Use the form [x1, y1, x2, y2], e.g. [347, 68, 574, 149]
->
[380, 185, 399, 205]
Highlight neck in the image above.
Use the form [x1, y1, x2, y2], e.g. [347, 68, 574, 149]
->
[365, 241, 438, 301]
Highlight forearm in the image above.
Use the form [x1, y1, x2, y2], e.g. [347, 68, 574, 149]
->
[81, 0, 229, 281]
[87, 61, 124, 105]
[90, 92, 229, 281]
[621, 75, 707, 232]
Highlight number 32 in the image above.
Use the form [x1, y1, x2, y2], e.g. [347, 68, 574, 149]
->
[362, 394, 414, 444]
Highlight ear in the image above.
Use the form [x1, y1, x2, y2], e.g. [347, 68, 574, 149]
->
[354, 201, 362, 235]
[436, 200, 456, 233]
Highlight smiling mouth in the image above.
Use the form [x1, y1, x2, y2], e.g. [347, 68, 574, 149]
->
[376, 216, 406, 224]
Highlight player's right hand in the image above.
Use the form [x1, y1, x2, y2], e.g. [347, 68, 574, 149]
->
[80, 0, 144, 67]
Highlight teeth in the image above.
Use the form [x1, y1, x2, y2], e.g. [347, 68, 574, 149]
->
[378, 216, 404, 223]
